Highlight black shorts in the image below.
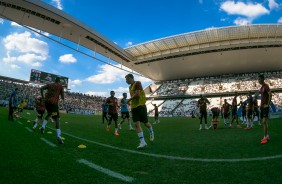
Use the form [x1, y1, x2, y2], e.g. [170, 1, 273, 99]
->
[121, 111, 130, 119]
[108, 113, 118, 122]
[45, 102, 60, 118]
[253, 110, 259, 117]
[212, 112, 219, 119]
[131, 105, 148, 123]
[103, 112, 108, 117]
[247, 109, 253, 119]
[37, 110, 45, 119]
[224, 113, 230, 119]
[232, 110, 237, 117]
[242, 110, 246, 117]
[260, 107, 269, 119]
[199, 110, 207, 118]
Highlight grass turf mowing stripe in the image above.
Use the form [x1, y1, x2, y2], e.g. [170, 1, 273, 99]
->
[77, 159, 135, 183]
[40, 138, 57, 147]
[17, 121, 23, 125]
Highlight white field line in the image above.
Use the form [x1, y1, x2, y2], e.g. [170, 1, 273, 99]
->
[25, 127, 33, 132]
[21, 115, 282, 163]
[77, 159, 135, 183]
[40, 138, 57, 148]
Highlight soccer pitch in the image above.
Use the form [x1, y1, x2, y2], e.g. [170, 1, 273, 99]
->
[1, 106, 282, 184]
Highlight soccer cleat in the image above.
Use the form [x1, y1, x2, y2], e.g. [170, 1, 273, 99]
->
[137, 142, 147, 149]
[57, 137, 64, 144]
[237, 125, 242, 129]
[205, 125, 209, 130]
[40, 127, 45, 134]
[228, 125, 232, 128]
[261, 136, 270, 142]
[150, 134, 154, 141]
[114, 132, 119, 136]
[106, 127, 110, 132]
[260, 138, 268, 144]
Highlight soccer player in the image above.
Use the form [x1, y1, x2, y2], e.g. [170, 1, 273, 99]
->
[119, 93, 133, 130]
[245, 91, 254, 130]
[209, 106, 220, 129]
[151, 102, 160, 124]
[197, 95, 210, 130]
[8, 88, 18, 121]
[125, 74, 154, 149]
[230, 92, 242, 128]
[40, 77, 65, 144]
[239, 101, 247, 124]
[222, 99, 231, 127]
[258, 74, 272, 144]
[106, 91, 119, 136]
[101, 100, 109, 124]
[253, 95, 261, 125]
[17, 99, 26, 117]
[32, 96, 46, 130]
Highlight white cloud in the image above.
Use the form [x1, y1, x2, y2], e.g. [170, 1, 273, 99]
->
[68, 79, 82, 88]
[86, 64, 128, 84]
[4, 31, 48, 56]
[2, 31, 48, 67]
[10, 64, 20, 69]
[268, 0, 279, 10]
[59, 54, 77, 63]
[125, 41, 133, 47]
[86, 64, 152, 85]
[234, 17, 251, 26]
[0, 18, 4, 24]
[278, 17, 282, 23]
[220, 1, 269, 19]
[52, 0, 63, 10]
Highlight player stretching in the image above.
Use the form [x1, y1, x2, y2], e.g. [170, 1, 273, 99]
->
[125, 74, 154, 149]
[259, 74, 272, 144]
[151, 102, 160, 124]
[209, 106, 220, 129]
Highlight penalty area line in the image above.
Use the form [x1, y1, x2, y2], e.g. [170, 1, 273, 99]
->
[77, 159, 135, 183]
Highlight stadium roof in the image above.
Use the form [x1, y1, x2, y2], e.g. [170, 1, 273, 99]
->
[1, 0, 282, 81]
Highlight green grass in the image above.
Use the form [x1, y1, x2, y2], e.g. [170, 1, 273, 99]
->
[1, 106, 282, 184]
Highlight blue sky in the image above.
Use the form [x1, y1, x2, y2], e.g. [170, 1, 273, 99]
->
[0, 0, 281, 97]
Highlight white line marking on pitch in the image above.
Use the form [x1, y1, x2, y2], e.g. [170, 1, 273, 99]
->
[77, 159, 135, 182]
[21, 115, 282, 163]
[17, 121, 23, 125]
[25, 127, 33, 132]
[40, 138, 57, 148]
